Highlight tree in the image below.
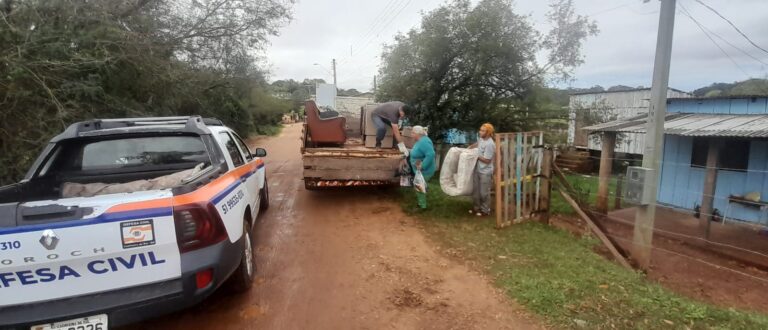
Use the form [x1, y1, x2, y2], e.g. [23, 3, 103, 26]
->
[338, 88, 362, 97]
[376, 0, 597, 137]
[0, 0, 294, 185]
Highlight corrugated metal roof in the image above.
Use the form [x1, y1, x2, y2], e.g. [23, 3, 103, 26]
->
[583, 113, 768, 138]
[569, 87, 690, 96]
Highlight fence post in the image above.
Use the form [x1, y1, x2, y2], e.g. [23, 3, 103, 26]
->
[495, 134, 503, 229]
[539, 148, 553, 224]
[614, 174, 624, 211]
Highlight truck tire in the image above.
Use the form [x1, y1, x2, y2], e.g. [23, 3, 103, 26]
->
[228, 221, 255, 293]
[259, 178, 269, 212]
[304, 181, 316, 191]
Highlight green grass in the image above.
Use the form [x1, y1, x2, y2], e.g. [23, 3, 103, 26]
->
[551, 173, 620, 216]
[400, 180, 768, 329]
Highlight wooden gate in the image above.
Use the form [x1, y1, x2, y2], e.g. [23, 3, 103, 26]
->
[494, 132, 548, 228]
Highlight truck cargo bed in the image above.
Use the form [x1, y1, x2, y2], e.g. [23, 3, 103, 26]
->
[302, 138, 403, 189]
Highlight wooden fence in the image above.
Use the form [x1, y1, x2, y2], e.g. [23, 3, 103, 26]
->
[494, 132, 549, 228]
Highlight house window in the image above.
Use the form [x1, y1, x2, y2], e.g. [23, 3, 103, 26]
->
[690, 138, 750, 171]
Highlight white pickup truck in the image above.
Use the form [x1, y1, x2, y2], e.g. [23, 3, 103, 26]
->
[0, 117, 269, 329]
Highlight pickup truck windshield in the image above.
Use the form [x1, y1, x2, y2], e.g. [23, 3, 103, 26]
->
[48, 135, 211, 174]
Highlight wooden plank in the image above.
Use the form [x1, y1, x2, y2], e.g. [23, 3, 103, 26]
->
[558, 188, 634, 271]
[303, 169, 398, 181]
[522, 134, 528, 217]
[304, 157, 402, 170]
[553, 164, 578, 198]
[515, 133, 523, 220]
[495, 135, 503, 229]
[539, 149, 553, 224]
[504, 136, 511, 227]
[535, 133, 543, 212]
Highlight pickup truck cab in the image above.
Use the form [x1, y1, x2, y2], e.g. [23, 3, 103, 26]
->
[0, 116, 269, 329]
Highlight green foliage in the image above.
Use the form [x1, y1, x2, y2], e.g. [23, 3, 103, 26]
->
[693, 78, 768, 97]
[0, 0, 294, 185]
[401, 180, 768, 329]
[377, 0, 596, 138]
[269, 78, 326, 111]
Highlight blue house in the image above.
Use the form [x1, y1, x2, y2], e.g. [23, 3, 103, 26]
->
[586, 96, 768, 224]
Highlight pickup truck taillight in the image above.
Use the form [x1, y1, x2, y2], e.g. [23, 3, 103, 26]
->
[173, 202, 227, 253]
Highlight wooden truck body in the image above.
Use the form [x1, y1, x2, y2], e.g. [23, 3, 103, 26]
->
[301, 103, 404, 189]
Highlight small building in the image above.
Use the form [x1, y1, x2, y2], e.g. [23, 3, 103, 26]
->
[568, 88, 691, 155]
[586, 95, 768, 224]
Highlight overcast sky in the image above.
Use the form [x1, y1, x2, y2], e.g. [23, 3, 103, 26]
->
[264, 0, 768, 93]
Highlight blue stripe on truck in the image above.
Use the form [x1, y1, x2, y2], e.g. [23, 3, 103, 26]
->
[0, 207, 173, 235]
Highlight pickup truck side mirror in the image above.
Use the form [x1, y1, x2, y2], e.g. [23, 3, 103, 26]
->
[254, 148, 267, 158]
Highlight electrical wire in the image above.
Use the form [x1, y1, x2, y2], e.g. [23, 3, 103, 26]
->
[693, 0, 768, 55]
[346, 0, 405, 56]
[606, 235, 768, 285]
[339, 0, 411, 67]
[349, 0, 413, 60]
[678, 2, 768, 67]
[678, 3, 750, 78]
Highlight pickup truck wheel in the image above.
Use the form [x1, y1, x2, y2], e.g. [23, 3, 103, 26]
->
[228, 222, 255, 292]
[259, 179, 269, 211]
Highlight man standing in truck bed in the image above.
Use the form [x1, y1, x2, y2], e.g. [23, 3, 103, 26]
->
[372, 101, 408, 151]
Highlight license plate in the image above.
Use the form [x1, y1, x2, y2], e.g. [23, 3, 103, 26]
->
[32, 314, 108, 330]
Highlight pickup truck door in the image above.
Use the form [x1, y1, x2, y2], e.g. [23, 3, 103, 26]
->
[217, 131, 259, 219]
[231, 133, 262, 213]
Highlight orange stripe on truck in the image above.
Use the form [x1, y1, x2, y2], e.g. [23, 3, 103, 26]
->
[107, 159, 264, 213]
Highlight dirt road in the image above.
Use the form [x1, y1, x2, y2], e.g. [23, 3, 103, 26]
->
[138, 124, 540, 329]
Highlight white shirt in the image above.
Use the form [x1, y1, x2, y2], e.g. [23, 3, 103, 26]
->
[476, 137, 495, 174]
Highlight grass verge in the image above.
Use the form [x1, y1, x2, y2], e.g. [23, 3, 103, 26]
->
[551, 173, 619, 216]
[400, 180, 768, 329]
[254, 124, 283, 136]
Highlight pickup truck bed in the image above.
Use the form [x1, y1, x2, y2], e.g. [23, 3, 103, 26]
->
[302, 137, 403, 189]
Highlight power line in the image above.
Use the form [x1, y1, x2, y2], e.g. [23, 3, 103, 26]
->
[687, 16, 768, 67]
[693, 0, 768, 55]
[339, 0, 410, 66]
[585, 0, 636, 17]
[348, 0, 404, 52]
[607, 235, 768, 285]
[350, 0, 413, 59]
[678, 3, 750, 78]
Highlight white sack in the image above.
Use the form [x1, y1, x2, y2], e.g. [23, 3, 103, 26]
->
[440, 147, 479, 196]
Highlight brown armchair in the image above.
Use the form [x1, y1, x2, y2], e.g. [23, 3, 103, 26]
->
[304, 100, 346, 145]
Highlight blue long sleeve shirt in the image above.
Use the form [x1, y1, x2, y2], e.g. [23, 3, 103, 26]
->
[410, 136, 436, 178]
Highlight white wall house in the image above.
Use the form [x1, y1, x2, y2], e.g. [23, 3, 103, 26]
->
[568, 88, 691, 155]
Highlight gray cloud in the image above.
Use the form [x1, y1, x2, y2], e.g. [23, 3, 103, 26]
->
[265, 0, 768, 92]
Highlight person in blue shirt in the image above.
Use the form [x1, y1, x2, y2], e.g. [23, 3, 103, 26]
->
[408, 126, 435, 209]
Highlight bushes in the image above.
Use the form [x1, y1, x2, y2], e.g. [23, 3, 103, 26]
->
[0, 0, 293, 185]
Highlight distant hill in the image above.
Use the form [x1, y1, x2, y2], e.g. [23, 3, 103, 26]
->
[693, 79, 768, 97]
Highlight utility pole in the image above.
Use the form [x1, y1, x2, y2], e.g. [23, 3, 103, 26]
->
[332, 58, 337, 87]
[634, 0, 677, 271]
[373, 75, 377, 97]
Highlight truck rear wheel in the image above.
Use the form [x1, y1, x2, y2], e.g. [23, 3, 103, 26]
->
[260, 179, 269, 212]
[304, 179, 318, 191]
[228, 222, 255, 292]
